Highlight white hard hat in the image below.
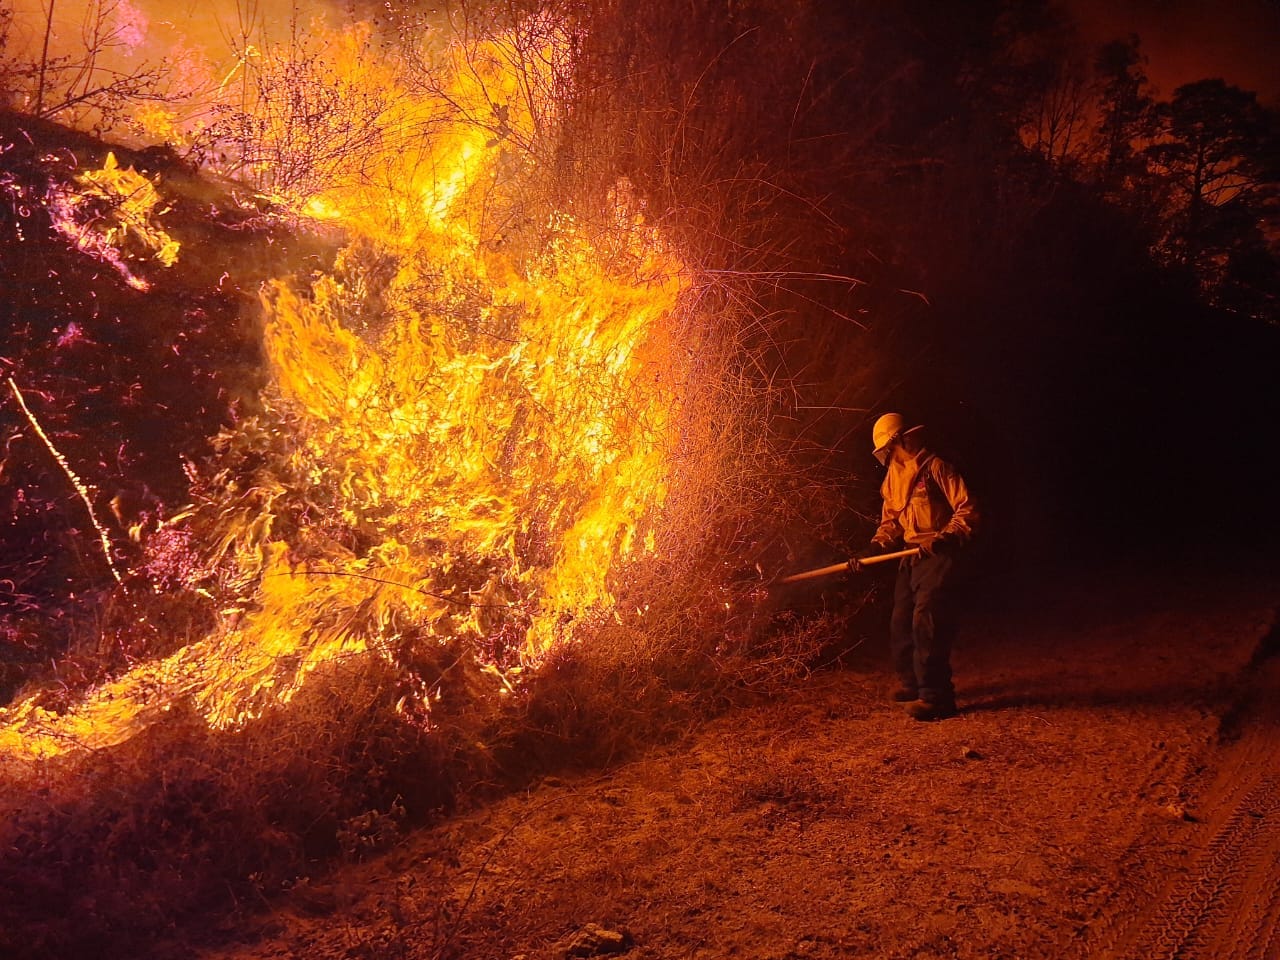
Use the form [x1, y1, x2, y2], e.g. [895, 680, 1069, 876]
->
[872, 412, 923, 465]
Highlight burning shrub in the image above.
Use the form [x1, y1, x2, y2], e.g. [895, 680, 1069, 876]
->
[0, 4, 858, 954]
[2, 7, 803, 761]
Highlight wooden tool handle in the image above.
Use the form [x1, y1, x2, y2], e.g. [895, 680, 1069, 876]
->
[777, 547, 920, 584]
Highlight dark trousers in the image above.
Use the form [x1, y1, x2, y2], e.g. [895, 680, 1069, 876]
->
[890, 553, 957, 705]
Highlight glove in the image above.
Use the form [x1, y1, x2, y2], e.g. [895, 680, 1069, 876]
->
[919, 536, 952, 558]
[849, 543, 889, 572]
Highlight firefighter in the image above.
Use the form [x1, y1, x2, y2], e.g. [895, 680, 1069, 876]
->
[852, 413, 977, 721]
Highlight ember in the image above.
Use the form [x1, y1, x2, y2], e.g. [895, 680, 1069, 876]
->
[2, 148, 177, 290]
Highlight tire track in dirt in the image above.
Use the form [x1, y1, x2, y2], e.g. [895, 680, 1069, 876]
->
[1119, 774, 1280, 959]
[1104, 614, 1280, 960]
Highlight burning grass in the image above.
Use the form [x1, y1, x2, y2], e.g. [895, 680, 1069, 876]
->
[0, 7, 856, 955]
[2, 10, 780, 757]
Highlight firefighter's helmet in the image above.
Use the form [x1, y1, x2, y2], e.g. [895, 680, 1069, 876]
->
[872, 413, 923, 465]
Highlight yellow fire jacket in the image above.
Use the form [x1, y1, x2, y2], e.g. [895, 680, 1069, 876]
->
[872, 449, 977, 549]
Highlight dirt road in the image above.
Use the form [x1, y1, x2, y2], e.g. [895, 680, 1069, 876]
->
[195, 564, 1280, 960]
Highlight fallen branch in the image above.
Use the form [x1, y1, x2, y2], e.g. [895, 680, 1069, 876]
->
[6, 377, 122, 584]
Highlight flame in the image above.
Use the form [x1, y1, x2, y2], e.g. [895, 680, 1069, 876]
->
[1, 16, 702, 760]
[45, 151, 180, 290]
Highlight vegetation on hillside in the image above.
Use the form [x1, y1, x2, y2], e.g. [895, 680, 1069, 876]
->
[0, 2, 1276, 956]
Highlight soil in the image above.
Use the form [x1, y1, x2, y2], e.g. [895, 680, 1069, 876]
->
[192, 561, 1280, 960]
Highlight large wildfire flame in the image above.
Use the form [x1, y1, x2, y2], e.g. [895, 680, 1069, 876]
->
[1, 16, 706, 761]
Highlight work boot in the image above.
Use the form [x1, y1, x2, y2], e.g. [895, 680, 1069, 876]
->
[891, 685, 919, 702]
[905, 699, 957, 721]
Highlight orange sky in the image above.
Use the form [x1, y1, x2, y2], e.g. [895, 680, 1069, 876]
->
[1067, 0, 1280, 104]
[7, 0, 1278, 107]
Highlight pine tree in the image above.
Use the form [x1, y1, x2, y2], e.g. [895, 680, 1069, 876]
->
[1145, 79, 1278, 317]
[1092, 36, 1158, 193]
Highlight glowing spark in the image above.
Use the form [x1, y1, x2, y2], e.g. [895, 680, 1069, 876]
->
[7, 377, 122, 584]
[217, 45, 261, 93]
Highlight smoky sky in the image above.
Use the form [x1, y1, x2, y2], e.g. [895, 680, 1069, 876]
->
[4, 0, 451, 115]
[7, 0, 350, 65]
[1067, 0, 1280, 103]
[7, 1, 1278, 107]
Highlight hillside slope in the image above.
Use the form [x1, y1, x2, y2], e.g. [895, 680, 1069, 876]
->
[188, 561, 1280, 960]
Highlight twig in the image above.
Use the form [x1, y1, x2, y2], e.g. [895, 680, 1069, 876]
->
[7, 377, 122, 584]
[35, 0, 56, 116]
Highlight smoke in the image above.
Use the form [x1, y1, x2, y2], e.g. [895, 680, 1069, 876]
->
[7, 0, 349, 63]
[3, 0, 448, 124]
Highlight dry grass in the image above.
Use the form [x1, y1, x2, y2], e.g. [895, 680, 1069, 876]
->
[0, 5, 889, 957]
[0, 652, 474, 957]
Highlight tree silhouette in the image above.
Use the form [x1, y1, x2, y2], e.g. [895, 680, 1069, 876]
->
[1145, 79, 1278, 317]
[1092, 36, 1158, 193]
